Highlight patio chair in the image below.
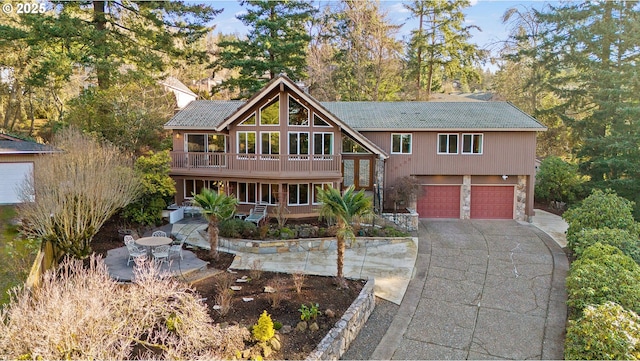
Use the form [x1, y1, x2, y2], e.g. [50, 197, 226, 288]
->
[152, 245, 170, 264]
[169, 237, 185, 260]
[245, 203, 268, 224]
[124, 238, 146, 266]
[152, 230, 167, 237]
[123, 234, 135, 244]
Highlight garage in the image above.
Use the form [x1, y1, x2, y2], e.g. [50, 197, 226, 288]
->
[470, 186, 514, 219]
[417, 185, 461, 218]
[0, 162, 33, 204]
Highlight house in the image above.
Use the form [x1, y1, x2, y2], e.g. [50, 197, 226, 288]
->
[164, 75, 546, 221]
[160, 76, 198, 110]
[0, 133, 57, 204]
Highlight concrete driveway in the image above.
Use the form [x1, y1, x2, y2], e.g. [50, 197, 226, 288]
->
[371, 219, 568, 360]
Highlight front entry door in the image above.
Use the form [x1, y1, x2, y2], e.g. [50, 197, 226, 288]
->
[342, 157, 373, 190]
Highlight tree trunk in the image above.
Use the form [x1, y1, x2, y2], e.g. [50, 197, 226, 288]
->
[209, 219, 219, 260]
[93, 1, 109, 89]
[336, 229, 345, 281]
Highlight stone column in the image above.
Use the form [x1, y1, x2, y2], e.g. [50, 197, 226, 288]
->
[461, 175, 471, 219]
[515, 175, 527, 221]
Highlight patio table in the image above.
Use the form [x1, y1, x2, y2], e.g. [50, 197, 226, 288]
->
[135, 236, 172, 256]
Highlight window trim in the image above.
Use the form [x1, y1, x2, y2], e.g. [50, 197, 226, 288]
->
[260, 183, 279, 205]
[237, 131, 256, 155]
[461, 133, 483, 155]
[313, 114, 331, 127]
[288, 131, 310, 159]
[288, 95, 310, 126]
[391, 133, 412, 154]
[237, 182, 257, 204]
[260, 131, 280, 159]
[259, 95, 280, 126]
[239, 112, 256, 126]
[288, 183, 310, 206]
[313, 132, 334, 158]
[437, 133, 459, 155]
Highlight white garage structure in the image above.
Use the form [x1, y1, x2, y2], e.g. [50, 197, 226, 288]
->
[0, 134, 56, 204]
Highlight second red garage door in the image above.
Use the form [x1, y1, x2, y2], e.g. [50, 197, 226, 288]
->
[470, 186, 514, 219]
[417, 185, 461, 218]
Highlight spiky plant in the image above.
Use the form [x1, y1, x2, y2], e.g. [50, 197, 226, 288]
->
[192, 188, 237, 259]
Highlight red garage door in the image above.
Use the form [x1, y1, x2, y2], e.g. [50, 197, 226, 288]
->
[471, 186, 514, 219]
[417, 185, 461, 218]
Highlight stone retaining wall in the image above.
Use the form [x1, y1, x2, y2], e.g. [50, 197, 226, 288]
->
[381, 209, 419, 231]
[306, 278, 376, 361]
[218, 237, 413, 254]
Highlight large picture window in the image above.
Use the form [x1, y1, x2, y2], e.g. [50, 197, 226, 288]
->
[237, 182, 257, 204]
[237, 132, 256, 155]
[186, 134, 226, 153]
[313, 133, 333, 157]
[289, 132, 309, 157]
[261, 132, 279, 157]
[462, 134, 483, 154]
[288, 183, 309, 205]
[312, 183, 331, 204]
[260, 97, 279, 125]
[288, 96, 309, 126]
[391, 133, 412, 154]
[438, 134, 458, 154]
[261, 183, 279, 204]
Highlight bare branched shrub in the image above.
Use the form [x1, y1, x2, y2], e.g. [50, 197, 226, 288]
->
[0, 256, 250, 360]
[266, 277, 287, 309]
[17, 128, 141, 260]
[213, 273, 235, 317]
[249, 259, 263, 280]
[292, 272, 306, 294]
[215, 273, 235, 293]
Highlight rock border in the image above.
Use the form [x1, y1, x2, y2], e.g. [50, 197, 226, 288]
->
[218, 236, 413, 254]
[306, 278, 376, 361]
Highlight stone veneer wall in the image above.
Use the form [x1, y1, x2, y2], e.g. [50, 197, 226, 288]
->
[381, 209, 419, 231]
[461, 175, 471, 219]
[515, 175, 527, 221]
[306, 279, 376, 361]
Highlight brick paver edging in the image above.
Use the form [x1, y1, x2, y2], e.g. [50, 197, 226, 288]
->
[305, 278, 376, 361]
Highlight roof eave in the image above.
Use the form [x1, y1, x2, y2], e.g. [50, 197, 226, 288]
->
[354, 127, 548, 132]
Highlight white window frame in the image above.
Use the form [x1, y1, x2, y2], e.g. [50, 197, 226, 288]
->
[437, 133, 459, 154]
[288, 131, 310, 159]
[288, 183, 310, 206]
[288, 95, 310, 126]
[260, 131, 279, 159]
[237, 182, 257, 204]
[239, 112, 256, 126]
[259, 95, 280, 126]
[260, 183, 279, 205]
[237, 131, 256, 156]
[312, 183, 332, 205]
[391, 133, 412, 154]
[313, 132, 334, 159]
[313, 114, 331, 127]
[462, 133, 483, 155]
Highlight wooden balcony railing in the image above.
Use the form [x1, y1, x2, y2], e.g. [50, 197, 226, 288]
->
[169, 152, 342, 175]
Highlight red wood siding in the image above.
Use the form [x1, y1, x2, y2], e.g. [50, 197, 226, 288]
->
[417, 185, 461, 218]
[470, 186, 514, 219]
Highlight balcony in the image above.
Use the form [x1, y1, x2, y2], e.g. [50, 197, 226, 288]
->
[169, 152, 342, 179]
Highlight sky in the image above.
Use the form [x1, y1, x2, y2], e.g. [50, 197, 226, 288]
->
[209, 0, 556, 62]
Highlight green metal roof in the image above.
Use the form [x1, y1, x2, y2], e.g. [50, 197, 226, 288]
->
[165, 100, 546, 131]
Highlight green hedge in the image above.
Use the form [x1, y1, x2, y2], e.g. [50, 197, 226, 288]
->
[566, 243, 640, 318]
[563, 189, 638, 240]
[568, 227, 640, 263]
[565, 302, 640, 360]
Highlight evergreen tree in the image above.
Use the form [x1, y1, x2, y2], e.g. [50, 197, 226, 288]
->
[404, 0, 485, 100]
[537, 1, 640, 215]
[332, 0, 403, 101]
[212, 0, 316, 98]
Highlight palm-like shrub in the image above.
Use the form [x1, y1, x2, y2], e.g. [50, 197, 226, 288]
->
[316, 185, 373, 283]
[192, 189, 238, 259]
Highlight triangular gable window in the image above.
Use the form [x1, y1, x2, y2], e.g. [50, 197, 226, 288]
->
[313, 114, 330, 127]
[342, 134, 371, 154]
[239, 113, 256, 126]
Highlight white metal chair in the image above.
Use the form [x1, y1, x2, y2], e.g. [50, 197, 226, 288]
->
[169, 237, 185, 260]
[124, 238, 146, 266]
[152, 230, 167, 237]
[152, 245, 170, 264]
[123, 234, 135, 244]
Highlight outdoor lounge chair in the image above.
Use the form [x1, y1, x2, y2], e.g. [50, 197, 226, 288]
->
[245, 203, 267, 224]
[124, 238, 146, 266]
